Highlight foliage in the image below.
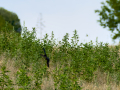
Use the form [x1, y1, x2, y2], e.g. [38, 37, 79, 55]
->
[0, 22, 21, 56]
[0, 22, 120, 89]
[53, 65, 82, 90]
[32, 64, 47, 90]
[95, 0, 120, 39]
[0, 66, 14, 90]
[0, 15, 13, 32]
[16, 65, 31, 89]
[0, 7, 22, 34]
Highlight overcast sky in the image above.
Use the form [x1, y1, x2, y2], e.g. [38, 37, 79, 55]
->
[0, 0, 119, 46]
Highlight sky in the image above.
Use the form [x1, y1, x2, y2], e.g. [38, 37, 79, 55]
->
[0, 0, 119, 46]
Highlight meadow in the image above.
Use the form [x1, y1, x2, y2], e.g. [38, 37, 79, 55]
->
[0, 23, 120, 90]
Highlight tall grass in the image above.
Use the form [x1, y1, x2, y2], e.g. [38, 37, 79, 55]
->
[0, 22, 120, 89]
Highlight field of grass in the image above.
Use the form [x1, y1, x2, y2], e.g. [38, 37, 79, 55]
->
[0, 24, 120, 90]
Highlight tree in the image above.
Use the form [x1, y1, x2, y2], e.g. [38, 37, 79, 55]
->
[95, 0, 120, 40]
[0, 7, 22, 34]
[0, 15, 13, 32]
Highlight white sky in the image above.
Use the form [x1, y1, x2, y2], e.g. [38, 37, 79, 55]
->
[0, 0, 119, 46]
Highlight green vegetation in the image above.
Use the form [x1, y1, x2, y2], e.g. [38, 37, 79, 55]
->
[0, 23, 120, 90]
[95, 0, 120, 40]
[0, 7, 22, 34]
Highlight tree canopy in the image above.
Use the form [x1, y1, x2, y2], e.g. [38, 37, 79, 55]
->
[0, 15, 13, 32]
[0, 7, 22, 34]
[95, 0, 120, 40]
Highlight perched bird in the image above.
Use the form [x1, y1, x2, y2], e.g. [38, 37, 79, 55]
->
[40, 48, 50, 67]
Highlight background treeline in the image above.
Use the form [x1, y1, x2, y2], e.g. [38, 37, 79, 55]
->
[0, 7, 21, 34]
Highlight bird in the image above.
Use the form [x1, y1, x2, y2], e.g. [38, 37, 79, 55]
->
[40, 48, 50, 67]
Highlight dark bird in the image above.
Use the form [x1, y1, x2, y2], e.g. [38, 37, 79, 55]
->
[40, 48, 50, 67]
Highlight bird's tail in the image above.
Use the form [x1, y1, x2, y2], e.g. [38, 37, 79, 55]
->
[47, 60, 49, 67]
